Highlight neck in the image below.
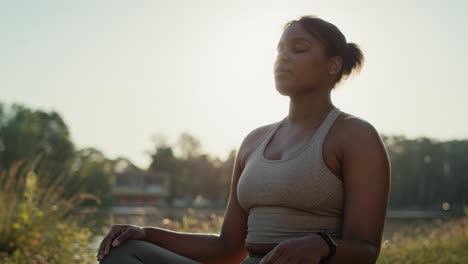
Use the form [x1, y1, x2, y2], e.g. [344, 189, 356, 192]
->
[286, 89, 335, 126]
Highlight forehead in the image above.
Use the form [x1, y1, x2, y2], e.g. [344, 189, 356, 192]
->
[278, 22, 320, 44]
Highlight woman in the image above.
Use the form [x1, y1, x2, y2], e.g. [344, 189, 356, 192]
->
[96, 15, 390, 264]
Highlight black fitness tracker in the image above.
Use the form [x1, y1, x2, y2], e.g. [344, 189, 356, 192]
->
[317, 230, 337, 262]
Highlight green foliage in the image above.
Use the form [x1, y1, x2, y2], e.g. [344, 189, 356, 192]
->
[0, 160, 96, 263]
[0, 103, 75, 177]
[0, 102, 114, 235]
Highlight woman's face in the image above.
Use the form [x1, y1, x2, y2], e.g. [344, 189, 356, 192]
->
[274, 22, 331, 95]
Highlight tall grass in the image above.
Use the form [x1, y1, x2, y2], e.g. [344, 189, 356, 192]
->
[0, 158, 98, 263]
[377, 213, 468, 263]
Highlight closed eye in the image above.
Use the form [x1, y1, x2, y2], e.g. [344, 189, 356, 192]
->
[294, 46, 307, 53]
[292, 42, 308, 53]
[276, 39, 310, 53]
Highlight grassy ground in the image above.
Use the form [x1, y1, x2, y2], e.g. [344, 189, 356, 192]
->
[377, 214, 468, 263]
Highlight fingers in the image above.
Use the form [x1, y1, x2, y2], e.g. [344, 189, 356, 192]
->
[97, 235, 113, 261]
[112, 229, 131, 247]
[260, 249, 280, 264]
[104, 233, 114, 255]
[259, 252, 273, 264]
[97, 226, 121, 261]
[97, 241, 105, 261]
[97, 242, 106, 260]
[272, 255, 290, 264]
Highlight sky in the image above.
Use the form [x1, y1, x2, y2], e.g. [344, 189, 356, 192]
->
[1, 0, 467, 169]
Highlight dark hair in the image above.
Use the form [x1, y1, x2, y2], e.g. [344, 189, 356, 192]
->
[283, 15, 364, 87]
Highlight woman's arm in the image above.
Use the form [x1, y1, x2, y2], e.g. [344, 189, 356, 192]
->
[142, 150, 248, 263]
[259, 118, 390, 264]
[324, 118, 391, 263]
[141, 131, 258, 263]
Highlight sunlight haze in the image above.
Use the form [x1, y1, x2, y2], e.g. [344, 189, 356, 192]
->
[1, 0, 467, 168]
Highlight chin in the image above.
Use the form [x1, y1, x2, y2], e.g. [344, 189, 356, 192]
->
[274, 86, 286, 95]
[274, 81, 296, 96]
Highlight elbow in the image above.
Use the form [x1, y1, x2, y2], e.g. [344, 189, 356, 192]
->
[218, 237, 248, 264]
[207, 249, 247, 264]
[226, 245, 249, 264]
[367, 242, 380, 264]
[351, 239, 379, 264]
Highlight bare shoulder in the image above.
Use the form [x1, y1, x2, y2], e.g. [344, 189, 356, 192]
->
[335, 110, 390, 175]
[335, 111, 383, 146]
[237, 121, 278, 170]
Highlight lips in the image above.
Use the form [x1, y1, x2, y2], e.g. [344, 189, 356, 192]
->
[274, 67, 292, 75]
[274, 70, 292, 76]
[274, 70, 290, 74]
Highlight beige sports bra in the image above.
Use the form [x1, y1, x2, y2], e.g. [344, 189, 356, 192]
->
[237, 107, 344, 244]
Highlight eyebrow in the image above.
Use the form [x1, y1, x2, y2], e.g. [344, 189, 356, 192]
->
[276, 37, 312, 49]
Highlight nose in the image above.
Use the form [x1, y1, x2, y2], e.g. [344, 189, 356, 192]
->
[275, 49, 289, 65]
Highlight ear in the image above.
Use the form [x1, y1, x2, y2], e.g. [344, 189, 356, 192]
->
[327, 56, 343, 76]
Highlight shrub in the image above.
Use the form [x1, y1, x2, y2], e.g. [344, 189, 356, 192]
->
[0, 159, 97, 263]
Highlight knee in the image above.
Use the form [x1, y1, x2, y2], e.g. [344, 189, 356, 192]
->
[99, 240, 142, 264]
[124, 239, 150, 249]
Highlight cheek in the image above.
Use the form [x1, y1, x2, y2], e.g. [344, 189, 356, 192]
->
[298, 62, 325, 85]
[296, 56, 327, 84]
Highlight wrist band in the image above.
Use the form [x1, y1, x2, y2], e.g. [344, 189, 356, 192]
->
[317, 230, 337, 262]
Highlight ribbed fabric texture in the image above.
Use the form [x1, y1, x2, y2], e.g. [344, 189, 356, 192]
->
[237, 107, 344, 244]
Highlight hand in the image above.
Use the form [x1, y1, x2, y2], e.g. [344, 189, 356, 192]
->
[96, 224, 146, 261]
[259, 235, 328, 264]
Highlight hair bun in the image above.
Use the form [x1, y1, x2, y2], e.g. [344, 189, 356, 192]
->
[341, 42, 364, 79]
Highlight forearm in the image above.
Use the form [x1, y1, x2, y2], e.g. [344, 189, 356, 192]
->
[141, 226, 234, 263]
[323, 238, 378, 264]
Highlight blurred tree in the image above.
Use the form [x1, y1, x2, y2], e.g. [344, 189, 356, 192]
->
[219, 148, 237, 203]
[0, 102, 116, 232]
[0, 103, 75, 187]
[383, 135, 467, 213]
[176, 132, 201, 159]
[148, 142, 179, 205]
[69, 147, 115, 233]
[147, 133, 236, 206]
[71, 148, 114, 206]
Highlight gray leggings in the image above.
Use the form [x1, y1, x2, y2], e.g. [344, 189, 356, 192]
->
[99, 239, 263, 264]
